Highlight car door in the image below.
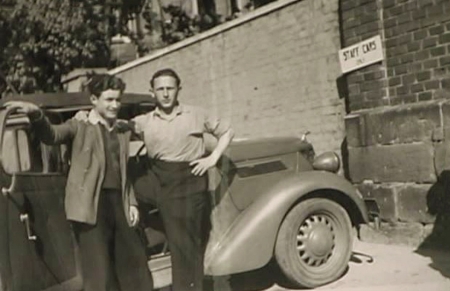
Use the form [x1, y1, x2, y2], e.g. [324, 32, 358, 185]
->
[0, 108, 82, 291]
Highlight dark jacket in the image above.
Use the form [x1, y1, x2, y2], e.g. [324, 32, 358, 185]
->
[32, 110, 137, 225]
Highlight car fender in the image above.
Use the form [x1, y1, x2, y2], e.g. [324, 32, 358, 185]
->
[204, 170, 368, 276]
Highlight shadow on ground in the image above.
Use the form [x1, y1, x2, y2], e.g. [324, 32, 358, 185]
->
[157, 256, 357, 291]
[415, 170, 450, 279]
[202, 260, 355, 291]
[350, 251, 374, 264]
[203, 261, 309, 291]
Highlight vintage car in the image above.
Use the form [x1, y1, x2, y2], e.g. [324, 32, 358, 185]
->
[0, 92, 378, 291]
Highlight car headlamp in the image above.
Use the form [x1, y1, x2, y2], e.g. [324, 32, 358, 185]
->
[312, 152, 340, 173]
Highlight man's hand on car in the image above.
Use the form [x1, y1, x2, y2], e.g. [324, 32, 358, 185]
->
[5, 101, 40, 114]
[4, 101, 43, 120]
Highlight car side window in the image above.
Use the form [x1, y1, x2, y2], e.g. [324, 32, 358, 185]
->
[2, 124, 66, 174]
[2, 128, 31, 173]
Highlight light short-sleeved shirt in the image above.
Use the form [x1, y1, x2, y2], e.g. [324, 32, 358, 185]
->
[131, 104, 231, 162]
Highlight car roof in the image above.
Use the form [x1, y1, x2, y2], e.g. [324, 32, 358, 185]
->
[0, 92, 156, 112]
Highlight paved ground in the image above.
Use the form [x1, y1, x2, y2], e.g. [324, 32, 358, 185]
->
[203, 239, 450, 291]
[312, 240, 450, 291]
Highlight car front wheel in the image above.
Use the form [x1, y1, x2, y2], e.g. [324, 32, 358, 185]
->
[274, 198, 353, 288]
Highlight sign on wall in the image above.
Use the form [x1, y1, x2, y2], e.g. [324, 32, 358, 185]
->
[338, 35, 384, 74]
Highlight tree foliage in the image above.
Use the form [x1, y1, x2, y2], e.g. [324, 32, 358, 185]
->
[0, 0, 145, 94]
[0, 0, 277, 95]
[143, 0, 272, 48]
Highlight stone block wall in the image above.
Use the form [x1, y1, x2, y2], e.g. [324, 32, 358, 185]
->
[346, 101, 446, 223]
[341, 0, 450, 228]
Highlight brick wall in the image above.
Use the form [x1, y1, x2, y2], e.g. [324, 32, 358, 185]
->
[342, 0, 450, 112]
[341, 0, 387, 111]
[341, 0, 450, 228]
[109, 0, 345, 155]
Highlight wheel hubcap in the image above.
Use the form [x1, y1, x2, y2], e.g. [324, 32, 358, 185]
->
[296, 214, 335, 267]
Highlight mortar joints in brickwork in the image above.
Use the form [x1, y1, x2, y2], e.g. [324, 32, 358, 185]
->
[377, 0, 390, 104]
[360, 180, 405, 187]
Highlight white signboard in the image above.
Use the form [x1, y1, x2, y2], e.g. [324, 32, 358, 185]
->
[338, 35, 384, 74]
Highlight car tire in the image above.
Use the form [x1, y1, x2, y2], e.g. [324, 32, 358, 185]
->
[274, 198, 353, 288]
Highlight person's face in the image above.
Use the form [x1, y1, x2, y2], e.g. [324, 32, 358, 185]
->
[152, 76, 180, 111]
[90, 89, 122, 122]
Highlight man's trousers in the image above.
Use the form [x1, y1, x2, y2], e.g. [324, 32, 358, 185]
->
[72, 189, 154, 291]
[159, 192, 211, 291]
[150, 160, 211, 291]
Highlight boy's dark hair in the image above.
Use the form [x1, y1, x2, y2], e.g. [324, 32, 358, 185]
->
[150, 68, 181, 88]
[84, 73, 126, 97]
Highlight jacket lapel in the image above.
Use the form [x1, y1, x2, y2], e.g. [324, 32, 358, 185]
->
[93, 124, 105, 165]
[118, 131, 128, 191]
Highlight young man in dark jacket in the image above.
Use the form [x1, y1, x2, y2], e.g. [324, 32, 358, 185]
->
[5, 74, 154, 291]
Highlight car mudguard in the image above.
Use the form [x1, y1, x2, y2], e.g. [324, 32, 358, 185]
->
[204, 170, 368, 276]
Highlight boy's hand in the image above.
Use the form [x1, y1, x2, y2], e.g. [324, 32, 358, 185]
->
[129, 205, 140, 227]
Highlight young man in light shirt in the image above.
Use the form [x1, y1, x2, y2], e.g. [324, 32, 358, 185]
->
[131, 68, 234, 291]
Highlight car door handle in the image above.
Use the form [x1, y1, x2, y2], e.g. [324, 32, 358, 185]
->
[2, 174, 16, 197]
[20, 213, 37, 241]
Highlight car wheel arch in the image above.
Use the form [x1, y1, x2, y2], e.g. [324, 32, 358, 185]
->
[280, 189, 366, 231]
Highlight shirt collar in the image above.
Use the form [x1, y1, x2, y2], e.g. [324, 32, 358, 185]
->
[88, 109, 117, 132]
[154, 104, 189, 120]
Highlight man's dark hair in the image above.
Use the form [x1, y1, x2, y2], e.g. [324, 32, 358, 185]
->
[150, 68, 181, 88]
[84, 73, 126, 97]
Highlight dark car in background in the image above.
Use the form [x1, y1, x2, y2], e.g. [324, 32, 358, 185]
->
[0, 93, 378, 291]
